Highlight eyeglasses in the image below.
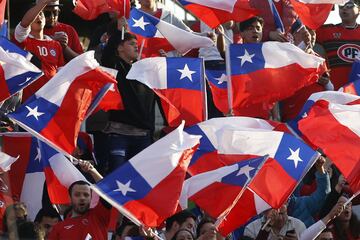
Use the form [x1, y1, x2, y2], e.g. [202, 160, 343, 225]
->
[43, 10, 60, 18]
[339, 2, 358, 9]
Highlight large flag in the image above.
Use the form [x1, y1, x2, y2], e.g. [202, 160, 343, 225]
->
[205, 68, 229, 114]
[128, 8, 213, 55]
[289, 0, 347, 29]
[0, 47, 43, 103]
[287, 91, 360, 136]
[216, 128, 319, 208]
[299, 101, 360, 192]
[73, 0, 130, 20]
[228, 42, 326, 113]
[177, 0, 258, 29]
[2, 132, 44, 220]
[180, 156, 269, 236]
[184, 116, 290, 175]
[127, 57, 206, 127]
[92, 122, 201, 227]
[8, 51, 117, 156]
[38, 141, 88, 205]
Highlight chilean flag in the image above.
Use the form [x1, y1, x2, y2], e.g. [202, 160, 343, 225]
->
[0, 0, 5, 25]
[228, 42, 326, 113]
[287, 91, 360, 136]
[127, 57, 206, 127]
[340, 58, 360, 95]
[179, 156, 268, 231]
[128, 8, 213, 55]
[0, 36, 32, 60]
[8, 51, 117, 156]
[184, 116, 290, 176]
[290, 0, 347, 30]
[2, 132, 44, 220]
[299, 101, 360, 192]
[0, 46, 43, 103]
[177, 0, 258, 29]
[92, 122, 201, 227]
[216, 128, 319, 208]
[39, 141, 88, 205]
[205, 68, 229, 114]
[73, 0, 130, 20]
[268, 0, 285, 33]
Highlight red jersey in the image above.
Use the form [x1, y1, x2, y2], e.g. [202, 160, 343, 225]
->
[43, 22, 84, 54]
[14, 23, 65, 101]
[316, 24, 360, 90]
[48, 202, 111, 240]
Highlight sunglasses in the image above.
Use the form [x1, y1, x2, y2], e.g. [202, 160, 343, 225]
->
[339, 2, 358, 9]
[43, 10, 60, 18]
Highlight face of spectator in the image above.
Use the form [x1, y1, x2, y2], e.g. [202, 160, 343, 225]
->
[241, 20, 263, 43]
[339, 1, 359, 23]
[316, 231, 334, 240]
[39, 216, 59, 237]
[139, 0, 156, 8]
[70, 184, 91, 215]
[198, 222, 217, 240]
[179, 217, 196, 234]
[44, 6, 60, 28]
[338, 202, 352, 221]
[175, 229, 194, 240]
[31, 12, 45, 32]
[117, 39, 139, 62]
[274, 205, 288, 228]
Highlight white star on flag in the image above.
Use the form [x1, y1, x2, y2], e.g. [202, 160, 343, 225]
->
[132, 16, 150, 31]
[18, 77, 32, 86]
[214, 74, 228, 85]
[287, 148, 303, 168]
[238, 49, 255, 66]
[113, 180, 136, 196]
[302, 112, 308, 118]
[25, 106, 44, 120]
[34, 147, 41, 162]
[236, 164, 255, 181]
[177, 64, 196, 82]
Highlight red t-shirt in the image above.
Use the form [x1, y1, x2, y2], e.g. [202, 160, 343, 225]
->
[48, 202, 111, 240]
[43, 22, 84, 54]
[316, 24, 360, 90]
[15, 36, 64, 101]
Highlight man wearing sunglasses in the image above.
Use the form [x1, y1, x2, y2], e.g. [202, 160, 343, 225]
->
[40, 0, 83, 62]
[316, 0, 360, 90]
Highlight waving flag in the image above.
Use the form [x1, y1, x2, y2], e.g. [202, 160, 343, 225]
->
[177, 0, 258, 29]
[128, 8, 213, 55]
[0, 47, 42, 103]
[2, 133, 44, 220]
[289, 0, 347, 29]
[180, 156, 267, 217]
[205, 68, 229, 114]
[287, 91, 360, 136]
[0, 0, 5, 26]
[127, 57, 206, 127]
[340, 59, 360, 95]
[217, 128, 319, 208]
[299, 101, 360, 192]
[0, 37, 32, 60]
[73, 0, 130, 20]
[184, 116, 290, 175]
[228, 42, 326, 113]
[93, 122, 201, 227]
[268, 0, 284, 33]
[0, 20, 6, 37]
[38, 141, 88, 205]
[8, 51, 117, 156]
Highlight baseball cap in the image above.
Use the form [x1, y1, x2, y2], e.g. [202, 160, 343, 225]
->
[35, 0, 63, 7]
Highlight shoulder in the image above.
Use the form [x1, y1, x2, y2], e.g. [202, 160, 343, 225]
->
[288, 216, 306, 229]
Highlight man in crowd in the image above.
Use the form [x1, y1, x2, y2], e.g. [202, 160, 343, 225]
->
[159, 210, 197, 240]
[34, 207, 61, 238]
[40, 0, 83, 61]
[316, 0, 360, 89]
[48, 160, 111, 239]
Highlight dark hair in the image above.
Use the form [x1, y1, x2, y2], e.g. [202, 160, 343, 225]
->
[165, 210, 196, 231]
[115, 221, 137, 236]
[101, 31, 137, 68]
[239, 16, 264, 32]
[68, 180, 90, 196]
[171, 228, 195, 240]
[333, 210, 360, 239]
[34, 207, 62, 223]
[17, 221, 38, 239]
[196, 217, 214, 237]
